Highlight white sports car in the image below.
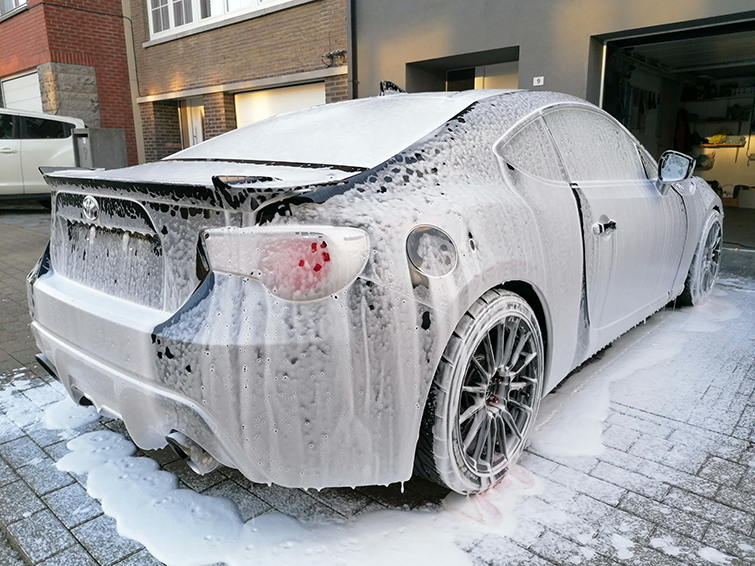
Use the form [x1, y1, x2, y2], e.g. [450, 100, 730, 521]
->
[28, 90, 722, 494]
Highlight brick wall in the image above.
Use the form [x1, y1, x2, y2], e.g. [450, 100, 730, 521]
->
[0, 0, 49, 78]
[203, 92, 236, 139]
[0, 1, 138, 165]
[132, 0, 347, 96]
[140, 100, 181, 162]
[324, 73, 349, 103]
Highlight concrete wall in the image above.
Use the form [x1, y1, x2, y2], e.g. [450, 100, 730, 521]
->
[38, 62, 100, 127]
[353, 1, 755, 100]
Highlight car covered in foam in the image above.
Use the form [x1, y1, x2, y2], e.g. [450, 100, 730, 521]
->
[27, 90, 722, 494]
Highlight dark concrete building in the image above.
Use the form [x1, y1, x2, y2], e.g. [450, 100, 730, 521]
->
[352, 2, 755, 208]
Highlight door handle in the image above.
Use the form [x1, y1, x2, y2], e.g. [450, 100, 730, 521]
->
[592, 220, 617, 235]
[0, 148, 18, 154]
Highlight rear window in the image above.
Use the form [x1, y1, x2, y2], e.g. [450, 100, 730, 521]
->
[0, 114, 15, 139]
[168, 92, 494, 169]
[23, 117, 75, 139]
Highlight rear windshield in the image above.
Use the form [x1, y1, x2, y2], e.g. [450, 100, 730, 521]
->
[167, 92, 496, 169]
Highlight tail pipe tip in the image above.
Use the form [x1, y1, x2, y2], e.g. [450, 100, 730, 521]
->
[165, 431, 221, 475]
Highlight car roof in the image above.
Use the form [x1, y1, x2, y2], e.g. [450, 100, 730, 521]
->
[0, 107, 85, 127]
[167, 90, 519, 169]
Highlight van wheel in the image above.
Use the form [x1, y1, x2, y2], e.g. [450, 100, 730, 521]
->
[415, 289, 544, 494]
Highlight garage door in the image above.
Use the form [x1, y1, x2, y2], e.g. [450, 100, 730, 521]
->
[1, 72, 43, 113]
[234, 82, 326, 128]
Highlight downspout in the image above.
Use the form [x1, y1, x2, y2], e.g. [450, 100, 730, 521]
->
[121, 0, 146, 163]
[346, 0, 357, 99]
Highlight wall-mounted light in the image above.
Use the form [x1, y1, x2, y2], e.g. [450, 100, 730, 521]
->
[322, 50, 347, 68]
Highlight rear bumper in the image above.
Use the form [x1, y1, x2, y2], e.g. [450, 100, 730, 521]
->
[29, 262, 438, 488]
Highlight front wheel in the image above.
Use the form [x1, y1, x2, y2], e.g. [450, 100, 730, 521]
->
[415, 289, 544, 494]
[678, 210, 722, 306]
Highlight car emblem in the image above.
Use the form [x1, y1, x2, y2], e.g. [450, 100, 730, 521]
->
[82, 195, 99, 222]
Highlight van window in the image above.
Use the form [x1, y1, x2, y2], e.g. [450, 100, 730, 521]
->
[0, 114, 15, 139]
[23, 117, 75, 139]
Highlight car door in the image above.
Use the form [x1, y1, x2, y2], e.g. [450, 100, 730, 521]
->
[20, 115, 76, 194]
[0, 112, 23, 195]
[543, 106, 670, 341]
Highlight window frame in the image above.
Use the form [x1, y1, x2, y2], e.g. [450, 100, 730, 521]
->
[0, 0, 26, 18]
[146, 0, 291, 40]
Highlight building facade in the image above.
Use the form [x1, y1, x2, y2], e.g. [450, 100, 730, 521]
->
[353, 2, 755, 208]
[0, 0, 139, 164]
[131, 0, 349, 162]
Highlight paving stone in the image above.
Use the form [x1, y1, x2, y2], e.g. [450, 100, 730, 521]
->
[0, 527, 25, 566]
[601, 422, 642, 451]
[518, 451, 559, 477]
[23, 385, 65, 408]
[0, 454, 18, 487]
[113, 549, 164, 566]
[517, 497, 599, 543]
[618, 491, 708, 540]
[470, 533, 552, 566]
[44, 483, 103, 528]
[638, 459, 720, 498]
[355, 482, 430, 510]
[38, 543, 98, 566]
[547, 464, 625, 505]
[73, 515, 143, 566]
[607, 411, 675, 439]
[203, 480, 271, 521]
[703, 523, 755, 563]
[305, 486, 384, 517]
[698, 456, 748, 488]
[529, 528, 608, 565]
[649, 526, 745, 566]
[162, 460, 225, 493]
[0, 479, 46, 523]
[663, 487, 754, 535]
[0, 413, 25, 444]
[44, 440, 73, 462]
[589, 461, 670, 501]
[627, 434, 674, 463]
[16, 457, 75, 495]
[0, 436, 47, 467]
[569, 493, 655, 545]
[142, 446, 179, 466]
[7, 509, 76, 563]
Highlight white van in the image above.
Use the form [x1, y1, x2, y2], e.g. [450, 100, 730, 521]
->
[0, 108, 85, 198]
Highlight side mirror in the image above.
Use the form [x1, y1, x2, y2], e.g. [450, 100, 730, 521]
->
[658, 150, 695, 183]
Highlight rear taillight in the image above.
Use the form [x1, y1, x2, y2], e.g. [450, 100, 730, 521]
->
[202, 225, 370, 301]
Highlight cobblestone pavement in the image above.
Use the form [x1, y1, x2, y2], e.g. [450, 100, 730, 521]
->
[0, 207, 754, 566]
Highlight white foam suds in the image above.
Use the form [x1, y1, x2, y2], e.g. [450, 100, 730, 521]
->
[43, 397, 100, 430]
[610, 533, 634, 559]
[56, 431, 543, 566]
[650, 537, 682, 557]
[697, 546, 732, 565]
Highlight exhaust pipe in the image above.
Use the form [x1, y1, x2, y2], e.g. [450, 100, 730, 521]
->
[165, 431, 220, 475]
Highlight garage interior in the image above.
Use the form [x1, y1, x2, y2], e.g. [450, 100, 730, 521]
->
[601, 19, 755, 229]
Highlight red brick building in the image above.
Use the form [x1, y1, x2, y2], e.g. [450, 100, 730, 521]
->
[0, 0, 139, 164]
[130, 0, 350, 162]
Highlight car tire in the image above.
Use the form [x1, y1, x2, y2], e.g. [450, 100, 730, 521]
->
[415, 289, 544, 494]
[677, 210, 722, 306]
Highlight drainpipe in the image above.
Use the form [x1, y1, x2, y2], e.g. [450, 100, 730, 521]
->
[346, 0, 357, 99]
[121, 0, 146, 163]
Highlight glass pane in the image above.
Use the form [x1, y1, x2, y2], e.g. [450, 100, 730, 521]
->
[151, 0, 169, 32]
[226, 0, 253, 12]
[201, 0, 224, 18]
[0, 114, 14, 139]
[23, 117, 72, 139]
[173, 0, 192, 26]
[497, 118, 566, 182]
[544, 108, 646, 182]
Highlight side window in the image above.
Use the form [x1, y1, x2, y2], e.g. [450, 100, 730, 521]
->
[543, 108, 646, 182]
[23, 117, 74, 139]
[0, 114, 15, 139]
[496, 117, 567, 182]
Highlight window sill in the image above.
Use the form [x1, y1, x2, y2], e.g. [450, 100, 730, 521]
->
[0, 4, 29, 24]
[143, 0, 317, 48]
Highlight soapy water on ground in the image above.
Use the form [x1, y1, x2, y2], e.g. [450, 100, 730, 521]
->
[0, 284, 748, 566]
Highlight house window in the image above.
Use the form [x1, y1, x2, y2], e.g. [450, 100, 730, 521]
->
[0, 0, 26, 17]
[147, 0, 296, 39]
